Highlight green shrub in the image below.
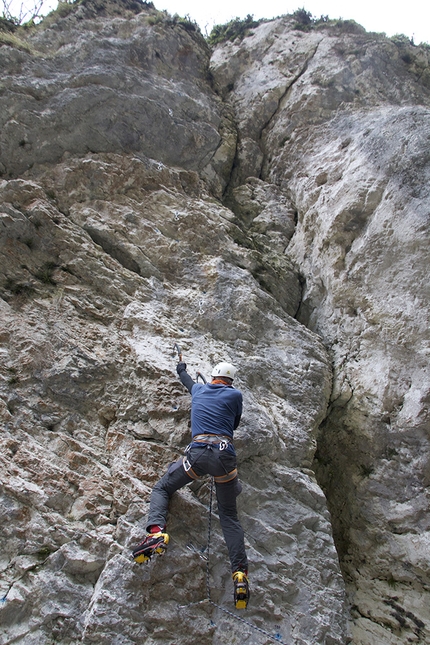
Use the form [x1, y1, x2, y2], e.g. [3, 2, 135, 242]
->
[387, 574, 397, 589]
[146, 10, 199, 33]
[172, 13, 198, 32]
[331, 19, 366, 35]
[0, 16, 17, 32]
[359, 464, 374, 477]
[35, 262, 58, 285]
[390, 33, 413, 46]
[4, 278, 35, 297]
[146, 11, 164, 25]
[54, 2, 79, 18]
[292, 7, 313, 28]
[207, 14, 260, 46]
[401, 53, 414, 64]
[290, 11, 366, 35]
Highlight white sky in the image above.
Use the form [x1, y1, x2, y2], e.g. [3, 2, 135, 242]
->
[7, 0, 430, 44]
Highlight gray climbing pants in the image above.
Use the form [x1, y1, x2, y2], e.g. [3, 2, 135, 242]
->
[146, 446, 248, 573]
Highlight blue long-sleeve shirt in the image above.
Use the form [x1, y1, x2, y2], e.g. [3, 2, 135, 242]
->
[179, 370, 242, 441]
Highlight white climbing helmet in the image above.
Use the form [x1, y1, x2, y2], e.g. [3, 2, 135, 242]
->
[211, 362, 237, 381]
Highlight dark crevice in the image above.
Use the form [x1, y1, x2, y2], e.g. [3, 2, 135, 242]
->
[292, 273, 306, 321]
[85, 227, 141, 275]
[220, 39, 322, 202]
[257, 40, 322, 182]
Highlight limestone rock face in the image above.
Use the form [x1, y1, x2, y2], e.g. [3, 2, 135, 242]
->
[211, 16, 430, 645]
[0, 4, 429, 645]
[0, 156, 344, 644]
[0, 0, 235, 196]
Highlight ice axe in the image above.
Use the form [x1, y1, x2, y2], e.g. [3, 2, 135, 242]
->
[172, 342, 182, 362]
[172, 343, 207, 383]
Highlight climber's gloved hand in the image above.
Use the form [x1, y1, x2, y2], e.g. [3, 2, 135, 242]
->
[176, 362, 187, 375]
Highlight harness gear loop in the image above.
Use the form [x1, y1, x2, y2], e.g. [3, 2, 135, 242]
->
[186, 434, 236, 482]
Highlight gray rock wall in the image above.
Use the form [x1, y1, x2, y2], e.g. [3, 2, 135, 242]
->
[211, 16, 430, 645]
[0, 156, 345, 644]
[0, 0, 235, 196]
[1, 3, 429, 645]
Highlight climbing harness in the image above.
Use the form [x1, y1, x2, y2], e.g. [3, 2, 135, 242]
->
[213, 469, 237, 484]
[192, 433, 231, 447]
[182, 450, 237, 483]
[183, 434, 237, 483]
[182, 455, 200, 480]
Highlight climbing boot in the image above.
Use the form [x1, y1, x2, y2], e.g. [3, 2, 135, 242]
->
[232, 570, 249, 609]
[132, 532, 169, 563]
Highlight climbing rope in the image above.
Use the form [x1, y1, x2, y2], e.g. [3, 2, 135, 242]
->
[203, 478, 290, 645]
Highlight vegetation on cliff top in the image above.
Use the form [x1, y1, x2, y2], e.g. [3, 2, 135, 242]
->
[207, 14, 261, 46]
[2, 0, 428, 54]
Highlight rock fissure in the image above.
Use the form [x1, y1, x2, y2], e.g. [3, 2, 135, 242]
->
[292, 273, 306, 321]
[259, 39, 322, 146]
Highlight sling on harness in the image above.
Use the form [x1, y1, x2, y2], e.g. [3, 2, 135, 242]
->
[192, 433, 231, 447]
[182, 454, 238, 483]
[184, 433, 238, 483]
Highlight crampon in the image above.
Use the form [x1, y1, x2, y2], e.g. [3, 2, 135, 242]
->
[232, 570, 250, 609]
[132, 532, 169, 563]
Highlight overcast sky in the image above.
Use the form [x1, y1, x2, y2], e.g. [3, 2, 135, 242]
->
[8, 0, 430, 44]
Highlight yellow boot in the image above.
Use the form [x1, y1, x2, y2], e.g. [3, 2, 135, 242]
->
[132, 532, 169, 563]
[232, 570, 250, 609]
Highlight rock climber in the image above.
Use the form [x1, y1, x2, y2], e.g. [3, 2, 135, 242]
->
[132, 360, 250, 609]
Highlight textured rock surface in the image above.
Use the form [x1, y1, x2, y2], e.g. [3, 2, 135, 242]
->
[1, 4, 429, 645]
[0, 0, 235, 196]
[211, 15, 430, 645]
[0, 159, 344, 644]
